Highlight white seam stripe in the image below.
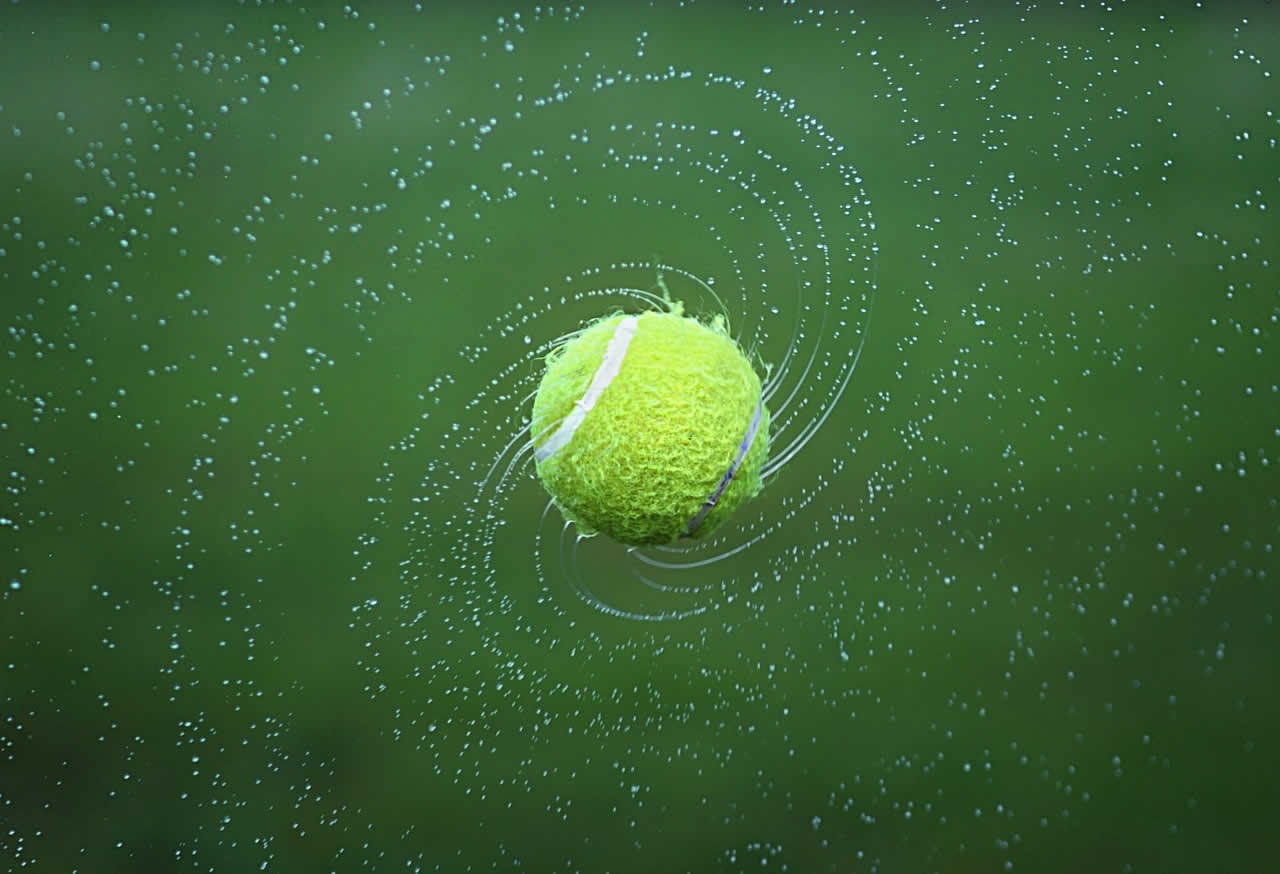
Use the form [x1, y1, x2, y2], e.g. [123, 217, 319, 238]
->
[535, 316, 637, 463]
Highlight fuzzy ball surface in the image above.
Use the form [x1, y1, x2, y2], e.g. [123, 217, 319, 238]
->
[530, 308, 770, 546]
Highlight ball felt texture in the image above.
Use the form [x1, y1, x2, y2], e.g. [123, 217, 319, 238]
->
[530, 307, 770, 546]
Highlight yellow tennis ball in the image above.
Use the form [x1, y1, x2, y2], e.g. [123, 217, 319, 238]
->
[530, 305, 770, 546]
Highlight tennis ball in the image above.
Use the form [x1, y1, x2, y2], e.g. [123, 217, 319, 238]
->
[530, 304, 770, 546]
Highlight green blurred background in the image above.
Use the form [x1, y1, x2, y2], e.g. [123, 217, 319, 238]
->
[2, 2, 1276, 872]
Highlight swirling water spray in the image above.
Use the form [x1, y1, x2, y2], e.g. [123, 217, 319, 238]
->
[352, 10, 876, 625]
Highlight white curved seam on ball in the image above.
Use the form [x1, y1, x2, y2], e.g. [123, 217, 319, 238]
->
[535, 316, 638, 463]
[685, 393, 764, 537]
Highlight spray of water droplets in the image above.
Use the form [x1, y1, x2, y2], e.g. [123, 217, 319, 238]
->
[349, 28, 876, 629]
[5, 5, 1276, 872]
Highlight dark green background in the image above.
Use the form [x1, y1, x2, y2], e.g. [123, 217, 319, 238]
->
[2, 3, 1276, 872]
